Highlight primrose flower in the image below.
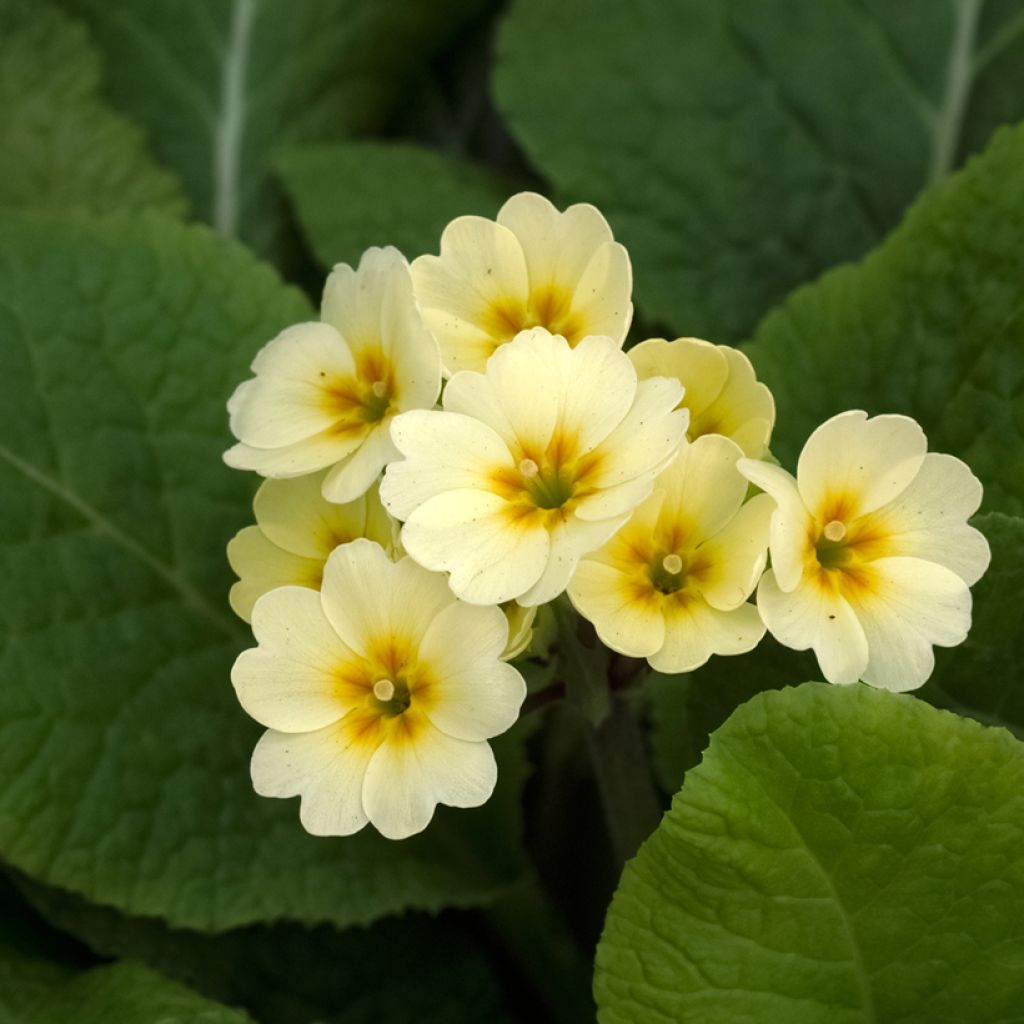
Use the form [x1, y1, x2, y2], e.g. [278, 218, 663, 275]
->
[224, 247, 441, 503]
[569, 434, 773, 672]
[232, 539, 526, 840]
[411, 191, 632, 375]
[738, 410, 991, 691]
[226, 470, 396, 622]
[380, 328, 688, 606]
[629, 337, 775, 458]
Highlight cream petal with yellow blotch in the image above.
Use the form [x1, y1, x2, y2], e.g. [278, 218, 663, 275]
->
[231, 539, 526, 840]
[381, 329, 688, 606]
[224, 247, 441, 502]
[567, 434, 771, 673]
[411, 192, 632, 375]
[226, 471, 397, 623]
[737, 409, 990, 691]
[628, 337, 775, 457]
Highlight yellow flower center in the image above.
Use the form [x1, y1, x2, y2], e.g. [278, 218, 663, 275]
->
[320, 348, 396, 432]
[807, 497, 894, 596]
[482, 285, 584, 348]
[648, 549, 708, 597]
[492, 434, 602, 518]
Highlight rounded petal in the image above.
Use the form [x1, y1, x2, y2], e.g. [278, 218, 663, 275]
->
[381, 410, 512, 519]
[649, 599, 766, 674]
[232, 586, 358, 731]
[737, 458, 813, 593]
[400, 490, 550, 605]
[567, 241, 633, 345]
[419, 603, 526, 740]
[697, 492, 774, 611]
[224, 425, 362, 478]
[253, 470, 361, 559]
[227, 525, 322, 622]
[629, 337, 727, 419]
[869, 453, 990, 585]
[568, 560, 665, 658]
[319, 540, 455, 657]
[701, 346, 775, 457]
[321, 421, 399, 504]
[846, 557, 973, 692]
[228, 322, 356, 448]
[363, 720, 497, 839]
[250, 717, 378, 837]
[757, 570, 869, 685]
[796, 411, 927, 520]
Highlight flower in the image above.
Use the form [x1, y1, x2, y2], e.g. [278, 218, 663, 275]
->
[411, 192, 632, 375]
[568, 434, 773, 672]
[232, 539, 526, 840]
[224, 247, 441, 503]
[226, 470, 396, 622]
[629, 337, 775, 457]
[738, 410, 991, 691]
[380, 328, 688, 607]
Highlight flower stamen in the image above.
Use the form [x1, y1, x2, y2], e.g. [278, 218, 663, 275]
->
[823, 519, 847, 542]
[372, 678, 395, 701]
[519, 458, 540, 479]
[662, 553, 684, 576]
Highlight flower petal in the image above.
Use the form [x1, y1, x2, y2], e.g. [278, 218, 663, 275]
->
[697, 492, 774, 611]
[227, 525, 321, 622]
[253, 470, 361, 559]
[321, 421, 399, 504]
[250, 716, 378, 836]
[363, 719, 497, 839]
[567, 241, 633, 345]
[756, 570, 869, 685]
[649, 599, 766, 674]
[319, 540, 455, 657]
[845, 556, 973, 692]
[796, 411, 927, 519]
[232, 586, 358, 731]
[629, 337, 727, 419]
[568, 560, 665, 657]
[224, 426, 362, 478]
[400, 489, 550, 605]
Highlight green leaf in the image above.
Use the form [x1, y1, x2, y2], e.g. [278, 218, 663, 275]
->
[747, 119, 1024, 515]
[0, 210, 526, 931]
[596, 683, 1024, 1023]
[58, 0, 489, 255]
[496, 0, 1024, 339]
[277, 141, 516, 269]
[922, 512, 1024, 736]
[15, 875, 516, 1024]
[3, 959, 255, 1024]
[0, 0, 185, 216]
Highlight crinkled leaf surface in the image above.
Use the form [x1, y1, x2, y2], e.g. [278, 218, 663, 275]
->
[496, 0, 1024, 339]
[277, 141, 514, 269]
[0, 0, 185, 216]
[748, 119, 1024, 515]
[596, 683, 1024, 1023]
[922, 512, 1024, 736]
[0, 210, 527, 931]
[58, 0, 487, 254]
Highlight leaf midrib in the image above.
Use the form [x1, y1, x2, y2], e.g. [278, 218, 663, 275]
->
[0, 439, 241, 640]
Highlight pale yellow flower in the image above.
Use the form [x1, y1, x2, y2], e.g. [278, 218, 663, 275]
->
[225, 247, 441, 502]
[381, 328, 688, 606]
[232, 540, 526, 840]
[226, 470, 396, 622]
[568, 434, 773, 673]
[411, 192, 632, 375]
[629, 337, 775, 457]
[738, 410, 991, 691]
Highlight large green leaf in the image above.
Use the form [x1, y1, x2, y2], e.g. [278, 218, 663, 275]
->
[596, 683, 1024, 1023]
[0, 210, 527, 931]
[58, 0, 488, 255]
[922, 512, 1024, 735]
[277, 141, 514, 269]
[748, 119, 1024, 515]
[0, 0, 185, 216]
[496, 0, 1024, 340]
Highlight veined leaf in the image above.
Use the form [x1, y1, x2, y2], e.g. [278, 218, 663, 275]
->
[596, 682, 1024, 1023]
[58, 0, 489, 255]
[0, 210, 526, 931]
[277, 141, 515, 269]
[0, 0, 185, 215]
[496, 0, 1024, 339]
[747, 119, 1024, 515]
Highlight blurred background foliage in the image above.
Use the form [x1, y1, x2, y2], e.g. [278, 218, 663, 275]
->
[2, 0, 1023, 1021]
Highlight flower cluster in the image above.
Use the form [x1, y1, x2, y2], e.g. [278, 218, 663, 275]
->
[224, 192, 990, 839]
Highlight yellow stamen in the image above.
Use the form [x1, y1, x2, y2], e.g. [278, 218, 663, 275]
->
[662, 553, 684, 575]
[372, 678, 395, 702]
[519, 458, 540, 479]
[823, 520, 847, 543]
